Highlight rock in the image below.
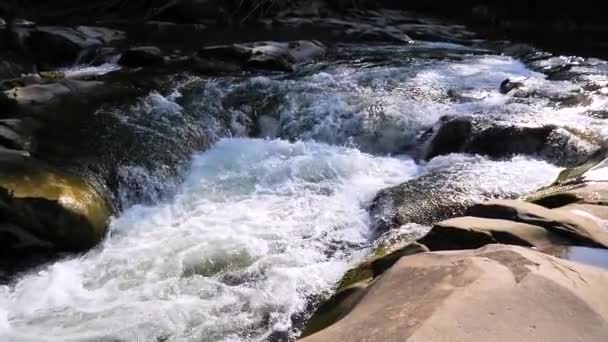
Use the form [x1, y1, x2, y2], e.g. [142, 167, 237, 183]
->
[530, 182, 608, 208]
[0, 117, 40, 153]
[418, 216, 569, 251]
[118, 46, 165, 67]
[424, 116, 473, 159]
[247, 41, 326, 71]
[369, 170, 480, 231]
[302, 242, 428, 338]
[302, 244, 608, 342]
[75, 26, 125, 44]
[0, 152, 111, 253]
[3, 78, 139, 119]
[466, 124, 554, 157]
[553, 203, 608, 221]
[194, 41, 326, 73]
[466, 199, 608, 248]
[30, 26, 103, 67]
[500, 77, 526, 94]
[424, 116, 604, 166]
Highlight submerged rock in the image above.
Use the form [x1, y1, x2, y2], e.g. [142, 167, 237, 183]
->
[0, 153, 111, 253]
[302, 244, 608, 342]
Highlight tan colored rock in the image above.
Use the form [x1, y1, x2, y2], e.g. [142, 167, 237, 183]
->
[466, 199, 608, 248]
[554, 203, 608, 221]
[301, 245, 608, 342]
[419, 216, 569, 250]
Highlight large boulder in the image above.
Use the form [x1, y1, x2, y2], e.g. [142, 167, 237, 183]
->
[0, 152, 111, 253]
[302, 244, 608, 342]
[424, 116, 604, 167]
[466, 199, 608, 248]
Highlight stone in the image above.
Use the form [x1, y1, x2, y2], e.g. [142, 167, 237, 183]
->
[466, 199, 608, 248]
[424, 116, 472, 159]
[3, 78, 139, 119]
[0, 153, 111, 252]
[75, 26, 125, 44]
[302, 243, 429, 338]
[194, 41, 326, 73]
[500, 77, 525, 94]
[30, 26, 103, 67]
[118, 46, 165, 67]
[424, 116, 604, 166]
[419, 216, 569, 251]
[302, 244, 608, 342]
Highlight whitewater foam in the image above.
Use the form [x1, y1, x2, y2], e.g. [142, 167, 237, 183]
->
[0, 139, 419, 342]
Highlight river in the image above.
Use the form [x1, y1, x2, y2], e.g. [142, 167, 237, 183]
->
[2, 40, 607, 341]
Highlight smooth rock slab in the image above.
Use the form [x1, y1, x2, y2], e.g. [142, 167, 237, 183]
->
[419, 216, 569, 250]
[466, 199, 608, 248]
[301, 245, 608, 342]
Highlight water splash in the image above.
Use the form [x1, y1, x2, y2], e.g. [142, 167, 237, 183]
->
[0, 139, 419, 342]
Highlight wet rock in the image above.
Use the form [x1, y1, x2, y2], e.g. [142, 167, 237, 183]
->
[0, 153, 111, 253]
[425, 116, 604, 167]
[466, 125, 554, 157]
[118, 46, 165, 67]
[3, 78, 139, 118]
[424, 116, 473, 159]
[75, 26, 125, 45]
[30, 26, 103, 67]
[500, 77, 525, 94]
[302, 244, 608, 342]
[194, 40, 326, 73]
[369, 167, 506, 232]
[418, 216, 569, 251]
[466, 200, 608, 248]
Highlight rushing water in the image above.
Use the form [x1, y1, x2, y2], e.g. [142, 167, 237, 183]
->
[2, 40, 607, 341]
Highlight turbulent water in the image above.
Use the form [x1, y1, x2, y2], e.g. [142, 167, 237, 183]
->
[2, 40, 607, 341]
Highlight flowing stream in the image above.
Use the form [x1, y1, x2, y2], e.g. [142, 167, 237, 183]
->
[2, 41, 608, 341]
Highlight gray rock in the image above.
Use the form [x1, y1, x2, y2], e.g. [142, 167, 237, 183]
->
[31, 26, 103, 67]
[118, 46, 165, 67]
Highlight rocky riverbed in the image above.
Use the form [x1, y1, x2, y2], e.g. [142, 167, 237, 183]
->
[1, 1, 608, 341]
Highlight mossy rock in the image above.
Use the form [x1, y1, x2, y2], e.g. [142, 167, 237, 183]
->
[0, 152, 111, 253]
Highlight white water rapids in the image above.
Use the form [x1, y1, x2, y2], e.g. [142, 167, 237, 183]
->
[2, 41, 606, 341]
